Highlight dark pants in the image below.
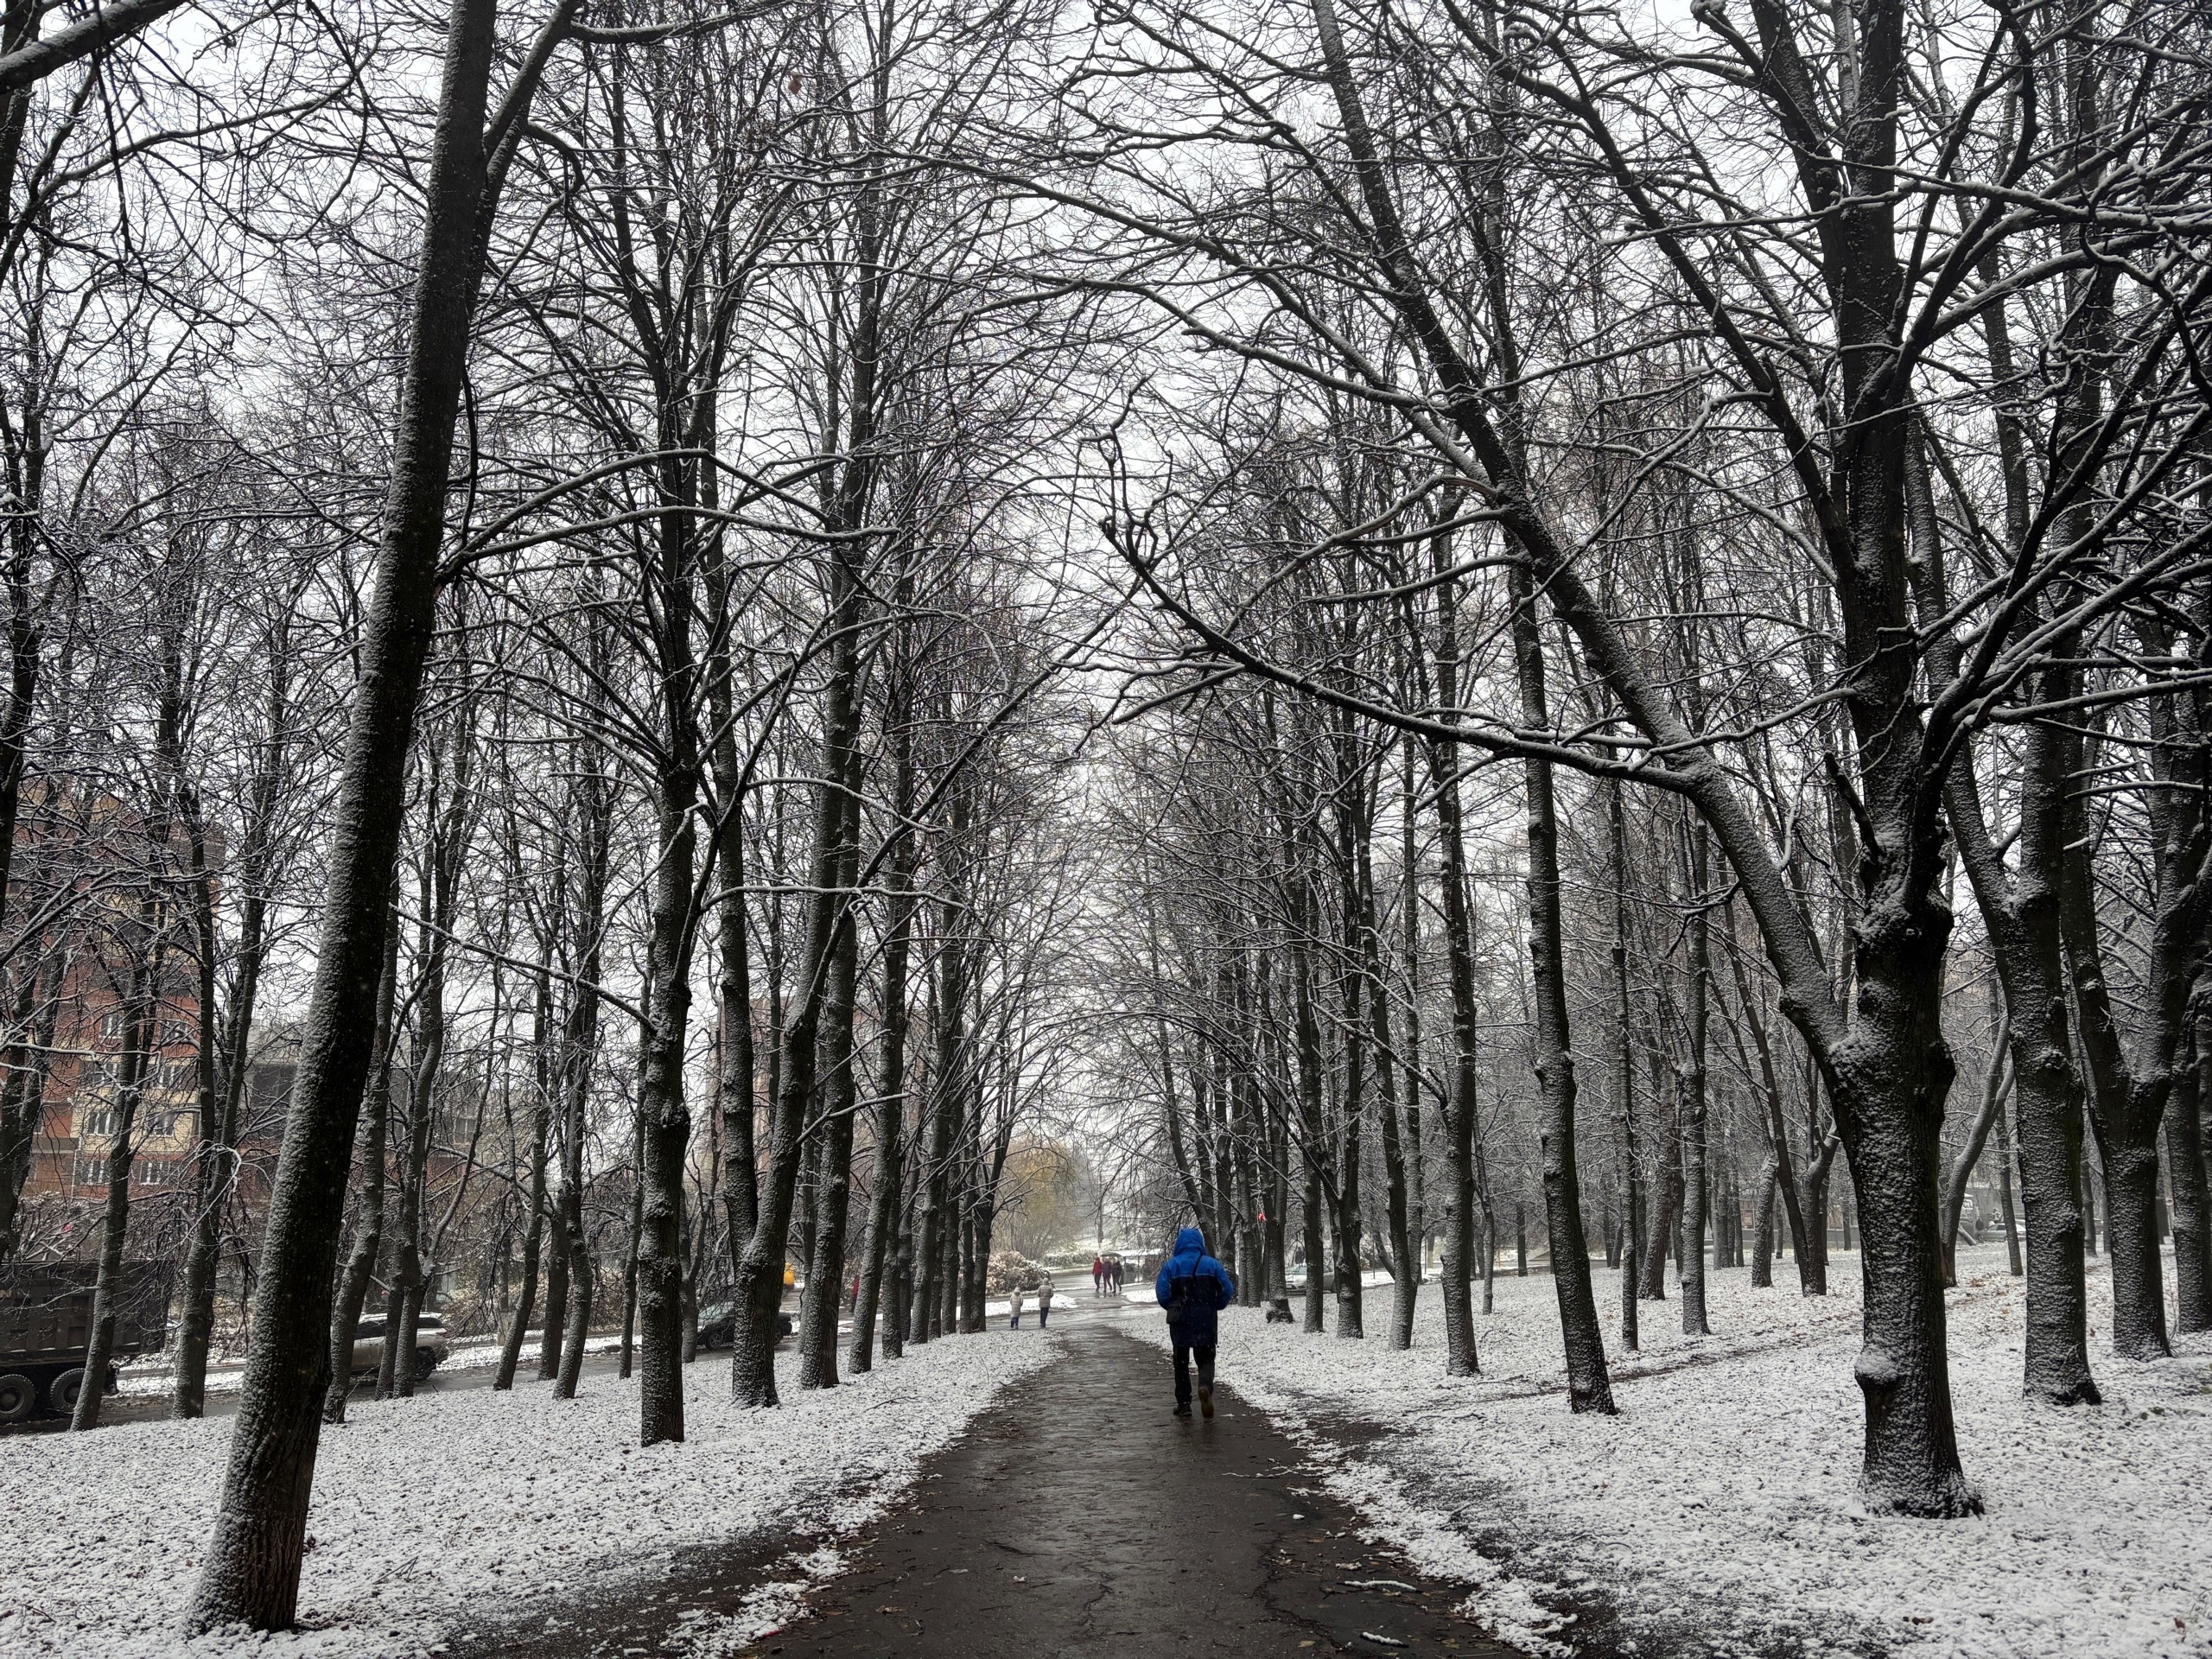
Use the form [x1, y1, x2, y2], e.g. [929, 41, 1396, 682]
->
[1173, 1339, 1216, 1406]
[1039, 1306, 1050, 1327]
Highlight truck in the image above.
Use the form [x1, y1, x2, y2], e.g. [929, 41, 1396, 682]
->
[0, 1262, 171, 1422]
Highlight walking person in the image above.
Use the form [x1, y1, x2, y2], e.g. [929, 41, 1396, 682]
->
[1009, 1283, 1027, 1330]
[1037, 1274, 1054, 1329]
[1155, 1226, 1236, 1419]
[1092, 1254, 1105, 1296]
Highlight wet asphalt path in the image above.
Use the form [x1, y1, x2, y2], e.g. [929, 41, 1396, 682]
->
[749, 1317, 1524, 1659]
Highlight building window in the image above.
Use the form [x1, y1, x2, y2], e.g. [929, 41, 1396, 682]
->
[137, 1158, 176, 1186]
[80, 1106, 118, 1140]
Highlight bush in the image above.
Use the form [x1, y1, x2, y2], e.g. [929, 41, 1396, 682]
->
[986, 1250, 1051, 1295]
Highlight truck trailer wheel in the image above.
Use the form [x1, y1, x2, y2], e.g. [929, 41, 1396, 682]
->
[0, 1373, 34, 1422]
[48, 1368, 86, 1416]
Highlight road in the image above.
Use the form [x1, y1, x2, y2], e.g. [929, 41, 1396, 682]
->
[461, 1311, 1529, 1659]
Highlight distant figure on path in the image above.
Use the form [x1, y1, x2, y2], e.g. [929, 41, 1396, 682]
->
[1155, 1226, 1236, 1419]
[1093, 1254, 1105, 1295]
[1010, 1284, 1027, 1330]
[1038, 1275, 1055, 1328]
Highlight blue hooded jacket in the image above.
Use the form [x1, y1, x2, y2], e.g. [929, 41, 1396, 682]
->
[1154, 1225, 1236, 1346]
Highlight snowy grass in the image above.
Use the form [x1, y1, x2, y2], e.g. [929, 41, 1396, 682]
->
[1133, 1244, 2212, 1659]
[2, 1328, 1058, 1657]
[116, 1334, 628, 1398]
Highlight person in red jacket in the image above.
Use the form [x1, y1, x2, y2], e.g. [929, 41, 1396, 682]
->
[1092, 1254, 1105, 1296]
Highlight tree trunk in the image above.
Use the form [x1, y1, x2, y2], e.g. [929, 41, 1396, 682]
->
[322, 929, 398, 1426]
[1610, 783, 1640, 1355]
[729, 549, 861, 1407]
[1751, 1155, 1777, 1287]
[0, 963, 57, 1275]
[538, 1197, 569, 1380]
[493, 1075, 549, 1391]
[1288, 878, 1331, 1337]
[1638, 1056, 1677, 1304]
[2170, 1029, 2211, 1332]
[798, 761, 863, 1390]
[1421, 532, 1484, 1376]
[1940, 1042, 2010, 1286]
[556, 1224, 593, 1400]
[1503, 562, 1605, 1403]
[1994, 1094, 2024, 1278]
[907, 815, 968, 1351]
[185, 0, 565, 1620]
[73, 954, 156, 1433]
[0, 307, 45, 1274]
[619, 1107, 645, 1384]
[850, 732, 917, 1374]
[1680, 822, 1710, 1335]
[551, 750, 610, 1402]
[172, 823, 230, 1419]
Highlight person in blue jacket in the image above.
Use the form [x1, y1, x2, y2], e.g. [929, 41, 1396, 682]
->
[1154, 1225, 1236, 1419]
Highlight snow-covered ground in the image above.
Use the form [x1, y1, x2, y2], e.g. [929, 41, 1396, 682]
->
[3, 1329, 1058, 1657]
[1135, 1243, 2212, 1659]
[116, 1333, 627, 1398]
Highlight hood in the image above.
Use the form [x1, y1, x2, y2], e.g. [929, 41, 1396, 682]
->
[1173, 1226, 1207, 1259]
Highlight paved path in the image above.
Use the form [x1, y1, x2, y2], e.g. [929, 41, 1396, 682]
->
[750, 1319, 1522, 1658]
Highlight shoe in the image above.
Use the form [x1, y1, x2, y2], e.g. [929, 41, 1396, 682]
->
[1198, 1384, 1214, 1419]
[1173, 1403, 1193, 1418]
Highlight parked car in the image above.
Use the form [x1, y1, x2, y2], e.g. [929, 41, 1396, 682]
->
[0, 1262, 170, 1421]
[347, 1312, 451, 1382]
[693, 1302, 792, 1350]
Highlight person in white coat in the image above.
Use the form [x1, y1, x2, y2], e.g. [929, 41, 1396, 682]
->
[1009, 1284, 1027, 1330]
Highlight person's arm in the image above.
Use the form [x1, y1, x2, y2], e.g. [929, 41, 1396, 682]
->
[1154, 1261, 1173, 1307]
[1213, 1259, 1236, 1308]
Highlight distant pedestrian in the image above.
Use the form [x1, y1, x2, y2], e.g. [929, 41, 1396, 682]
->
[1038, 1275, 1055, 1328]
[1009, 1285, 1027, 1330]
[1092, 1255, 1105, 1295]
[1155, 1226, 1236, 1420]
[1109, 1256, 1123, 1294]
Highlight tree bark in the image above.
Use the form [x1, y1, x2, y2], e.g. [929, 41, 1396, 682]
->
[1940, 1039, 2010, 1286]
[1610, 782, 1640, 1355]
[186, 0, 572, 1619]
[322, 925, 397, 1426]
[1504, 561, 1607, 1404]
[729, 545, 861, 1407]
[798, 756, 863, 1390]
[1680, 819, 1711, 1336]
[1307, 0, 1978, 1513]
[493, 1050, 549, 1391]
[850, 725, 917, 1374]
[73, 950, 157, 1432]
[2171, 1023, 2212, 1332]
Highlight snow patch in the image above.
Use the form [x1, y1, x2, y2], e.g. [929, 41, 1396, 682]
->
[1131, 1247, 2212, 1659]
[1, 1330, 1057, 1657]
